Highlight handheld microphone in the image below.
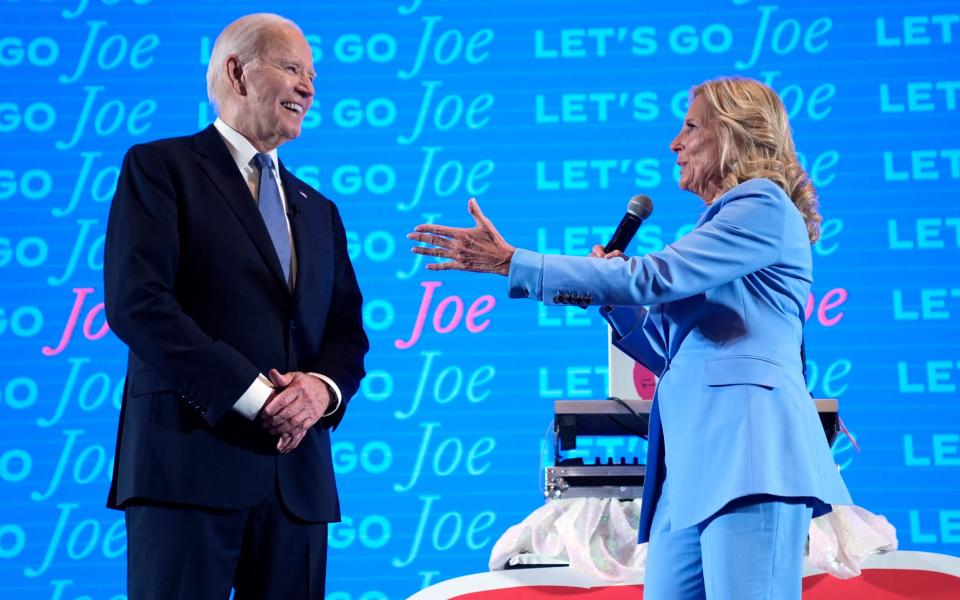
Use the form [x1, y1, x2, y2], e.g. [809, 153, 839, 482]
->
[603, 195, 653, 253]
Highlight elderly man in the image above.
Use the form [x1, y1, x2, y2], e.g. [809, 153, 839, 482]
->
[103, 13, 368, 599]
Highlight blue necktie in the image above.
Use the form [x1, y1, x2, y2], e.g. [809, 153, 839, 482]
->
[253, 153, 292, 287]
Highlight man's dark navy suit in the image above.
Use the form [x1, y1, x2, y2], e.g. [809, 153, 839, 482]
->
[104, 124, 368, 525]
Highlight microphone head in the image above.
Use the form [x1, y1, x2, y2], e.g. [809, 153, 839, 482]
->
[627, 195, 653, 219]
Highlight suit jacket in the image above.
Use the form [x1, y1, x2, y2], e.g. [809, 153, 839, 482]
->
[103, 125, 368, 522]
[508, 178, 851, 541]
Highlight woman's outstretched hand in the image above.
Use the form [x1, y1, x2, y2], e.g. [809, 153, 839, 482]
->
[408, 198, 516, 275]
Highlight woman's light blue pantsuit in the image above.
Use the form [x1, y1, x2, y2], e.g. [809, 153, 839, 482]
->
[507, 179, 851, 597]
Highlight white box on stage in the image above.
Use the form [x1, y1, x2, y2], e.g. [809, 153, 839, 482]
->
[607, 326, 656, 401]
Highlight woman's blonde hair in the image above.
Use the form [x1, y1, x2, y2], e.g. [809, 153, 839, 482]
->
[692, 76, 822, 243]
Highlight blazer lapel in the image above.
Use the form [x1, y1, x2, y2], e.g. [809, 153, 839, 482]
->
[191, 125, 290, 291]
[278, 161, 311, 303]
[695, 203, 718, 228]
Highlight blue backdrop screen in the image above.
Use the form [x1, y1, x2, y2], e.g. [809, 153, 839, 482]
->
[1, 0, 958, 598]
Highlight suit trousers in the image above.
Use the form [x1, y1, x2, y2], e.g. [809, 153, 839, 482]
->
[642, 478, 813, 600]
[125, 483, 328, 600]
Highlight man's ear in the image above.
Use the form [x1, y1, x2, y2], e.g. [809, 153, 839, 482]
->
[225, 55, 246, 96]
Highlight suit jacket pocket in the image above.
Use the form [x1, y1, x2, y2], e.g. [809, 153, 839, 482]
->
[703, 355, 783, 389]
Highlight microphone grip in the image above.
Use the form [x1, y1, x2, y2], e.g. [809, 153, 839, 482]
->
[603, 213, 642, 253]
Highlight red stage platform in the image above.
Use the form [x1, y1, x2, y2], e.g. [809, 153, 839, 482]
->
[410, 551, 960, 599]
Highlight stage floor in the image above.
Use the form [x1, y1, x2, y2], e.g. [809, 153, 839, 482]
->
[410, 551, 960, 599]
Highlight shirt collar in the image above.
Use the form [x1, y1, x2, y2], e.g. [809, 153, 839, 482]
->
[213, 118, 279, 172]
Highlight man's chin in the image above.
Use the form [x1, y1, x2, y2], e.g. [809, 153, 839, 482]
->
[285, 123, 303, 139]
[276, 126, 302, 145]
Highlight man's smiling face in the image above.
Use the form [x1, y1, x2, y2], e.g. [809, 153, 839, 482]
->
[235, 25, 315, 151]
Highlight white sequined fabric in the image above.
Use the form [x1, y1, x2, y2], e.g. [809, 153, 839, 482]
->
[490, 499, 897, 582]
[807, 504, 899, 578]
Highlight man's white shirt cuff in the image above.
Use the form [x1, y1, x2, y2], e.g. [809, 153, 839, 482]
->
[233, 374, 274, 420]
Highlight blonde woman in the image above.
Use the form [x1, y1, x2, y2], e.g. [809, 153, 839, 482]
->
[409, 76, 850, 598]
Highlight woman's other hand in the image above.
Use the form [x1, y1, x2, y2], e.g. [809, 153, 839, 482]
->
[589, 244, 627, 260]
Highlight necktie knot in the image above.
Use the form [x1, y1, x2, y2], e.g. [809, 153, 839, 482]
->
[253, 152, 274, 172]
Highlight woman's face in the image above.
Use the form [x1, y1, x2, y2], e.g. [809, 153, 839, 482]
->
[670, 94, 723, 202]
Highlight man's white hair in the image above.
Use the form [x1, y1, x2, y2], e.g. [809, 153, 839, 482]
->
[206, 13, 301, 113]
